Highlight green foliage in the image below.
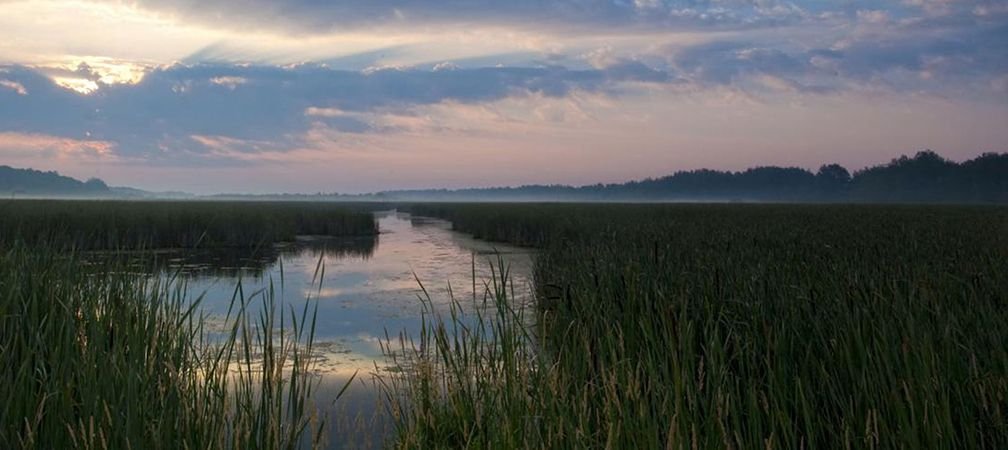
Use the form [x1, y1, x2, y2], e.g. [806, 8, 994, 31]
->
[0, 200, 378, 250]
[388, 203, 1008, 448]
[0, 246, 331, 449]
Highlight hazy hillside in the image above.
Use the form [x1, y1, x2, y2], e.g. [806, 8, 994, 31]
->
[0, 166, 110, 197]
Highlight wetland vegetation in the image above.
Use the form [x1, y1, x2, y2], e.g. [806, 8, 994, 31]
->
[2, 200, 1006, 448]
[0, 200, 378, 250]
[0, 201, 377, 449]
[387, 203, 1008, 448]
[0, 244, 328, 449]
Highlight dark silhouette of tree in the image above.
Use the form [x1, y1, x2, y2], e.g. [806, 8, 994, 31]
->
[960, 153, 1008, 203]
[388, 151, 1005, 203]
[850, 150, 962, 202]
[0, 166, 111, 196]
[84, 178, 109, 191]
[816, 164, 851, 198]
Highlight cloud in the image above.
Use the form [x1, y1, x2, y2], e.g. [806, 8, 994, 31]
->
[0, 79, 27, 95]
[856, 10, 890, 24]
[105, 0, 812, 34]
[0, 131, 115, 159]
[2, 0, 1005, 167]
[672, 41, 805, 85]
[0, 61, 674, 162]
[1, 0, 1005, 181]
[208, 76, 248, 89]
[662, 6, 1008, 96]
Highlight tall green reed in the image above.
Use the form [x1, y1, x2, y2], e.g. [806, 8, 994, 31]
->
[0, 200, 379, 250]
[386, 204, 1008, 448]
[0, 245, 342, 449]
[377, 257, 543, 449]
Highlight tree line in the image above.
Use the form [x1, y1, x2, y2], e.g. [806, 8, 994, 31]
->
[386, 151, 1007, 203]
[2, 150, 1005, 203]
[0, 166, 109, 197]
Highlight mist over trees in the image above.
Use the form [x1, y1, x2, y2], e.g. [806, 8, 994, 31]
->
[385, 151, 1007, 203]
[0, 166, 109, 197]
[847, 151, 1007, 203]
[2, 151, 1005, 202]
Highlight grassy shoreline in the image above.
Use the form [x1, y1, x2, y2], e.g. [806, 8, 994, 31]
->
[4, 201, 1006, 448]
[0, 200, 377, 448]
[0, 245, 334, 449]
[387, 203, 1008, 448]
[0, 200, 379, 250]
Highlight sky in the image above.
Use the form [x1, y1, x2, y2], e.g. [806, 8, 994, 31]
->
[0, 0, 1006, 194]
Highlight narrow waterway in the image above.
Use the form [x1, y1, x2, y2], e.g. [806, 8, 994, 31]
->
[174, 210, 534, 448]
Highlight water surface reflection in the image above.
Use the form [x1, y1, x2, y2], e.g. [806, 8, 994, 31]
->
[172, 210, 534, 448]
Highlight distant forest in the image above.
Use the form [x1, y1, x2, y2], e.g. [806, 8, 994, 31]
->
[2, 150, 1006, 203]
[0, 166, 109, 197]
[382, 151, 1008, 203]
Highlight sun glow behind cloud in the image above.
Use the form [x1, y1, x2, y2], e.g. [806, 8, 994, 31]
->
[51, 77, 100, 94]
[0, 1, 204, 62]
[30, 58, 150, 94]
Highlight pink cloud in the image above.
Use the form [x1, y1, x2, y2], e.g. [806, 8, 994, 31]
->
[0, 132, 116, 159]
[0, 79, 27, 95]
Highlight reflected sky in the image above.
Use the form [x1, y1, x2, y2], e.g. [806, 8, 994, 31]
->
[184, 211, 532, 372]
[172, 211, 533, 447]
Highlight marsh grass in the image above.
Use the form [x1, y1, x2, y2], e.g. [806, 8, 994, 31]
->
[0, 200, 378, 250]
[386, 204, 1008, 448]
[377, 259, 542, 449]
[0, 245, 341, 449]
